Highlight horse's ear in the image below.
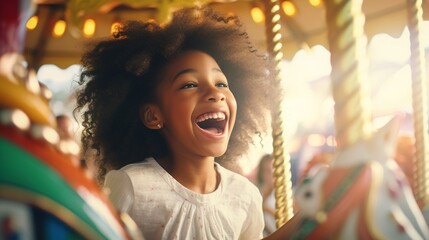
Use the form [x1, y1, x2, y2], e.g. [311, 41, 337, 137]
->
[375, 113, 403, 154]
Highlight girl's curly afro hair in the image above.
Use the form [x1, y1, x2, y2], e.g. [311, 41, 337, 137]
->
[75, 6, 277, 181]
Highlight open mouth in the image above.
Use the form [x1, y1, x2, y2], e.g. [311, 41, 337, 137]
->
[195, 112, 227, 135]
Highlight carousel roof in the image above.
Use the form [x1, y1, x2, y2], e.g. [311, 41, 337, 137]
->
[25, 0, 429, 68]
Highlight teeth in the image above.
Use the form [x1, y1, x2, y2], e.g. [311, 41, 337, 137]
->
[196, 112, 225, 123]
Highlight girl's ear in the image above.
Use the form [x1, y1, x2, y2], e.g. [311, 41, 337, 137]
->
[140, 104, 163, 129]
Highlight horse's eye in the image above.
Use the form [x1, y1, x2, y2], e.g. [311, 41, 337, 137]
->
[304, 191, 313, 199]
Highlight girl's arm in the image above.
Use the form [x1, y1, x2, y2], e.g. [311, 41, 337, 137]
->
[239, 188, 265, 240]
[262, 212, 303, 240]
[103, 170, 135, 213]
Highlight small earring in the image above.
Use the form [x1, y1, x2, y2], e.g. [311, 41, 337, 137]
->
[157, 123, 162, 129]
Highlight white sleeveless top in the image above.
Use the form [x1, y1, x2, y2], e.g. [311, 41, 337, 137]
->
[104, 158, 264, 240]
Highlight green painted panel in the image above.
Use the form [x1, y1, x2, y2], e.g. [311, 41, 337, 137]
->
[0, 137, 123, 240]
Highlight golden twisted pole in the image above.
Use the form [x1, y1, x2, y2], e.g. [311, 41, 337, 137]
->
[324, 0, 373, 150]
[263, 0, 294, 227]
[406, 0, 429, 208]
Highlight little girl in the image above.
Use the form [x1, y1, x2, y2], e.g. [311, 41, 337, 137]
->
[75, 6, 285, 239]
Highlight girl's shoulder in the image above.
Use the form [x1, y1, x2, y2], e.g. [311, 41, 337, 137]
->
[120, 157, 157, 173]
[216, 163, 261, 197]
[110, 158, 160, 184]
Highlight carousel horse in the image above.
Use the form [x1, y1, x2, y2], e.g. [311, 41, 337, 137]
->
[0, 1, 142, 239]
[0, 70, 144, 239]
[292, 115, 429, 239]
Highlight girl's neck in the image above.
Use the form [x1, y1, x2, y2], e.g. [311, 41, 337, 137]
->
[157, 156, 220, 194]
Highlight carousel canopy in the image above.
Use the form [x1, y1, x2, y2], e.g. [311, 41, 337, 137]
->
[25, 0, 429, 69]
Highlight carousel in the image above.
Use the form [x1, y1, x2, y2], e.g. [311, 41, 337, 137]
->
[1, 0, 429, 239]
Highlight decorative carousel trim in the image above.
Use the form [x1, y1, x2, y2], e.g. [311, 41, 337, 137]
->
[0, 107, 81, 159]
[0, 185, 103, 240]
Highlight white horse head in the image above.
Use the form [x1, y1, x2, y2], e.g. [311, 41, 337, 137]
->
[293, 115, 429, 239]
[332, 114, 401, 168]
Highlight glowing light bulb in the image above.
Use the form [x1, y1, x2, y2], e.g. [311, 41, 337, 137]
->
[251, 6, 265, 23]
[282, 1, 297, 16]
[52, 19, 66, 38]
[26, 15, 38, 30]
[309, 0, 322, 7]
[110, 21, 122, 35]
[83, 18, 96, 38]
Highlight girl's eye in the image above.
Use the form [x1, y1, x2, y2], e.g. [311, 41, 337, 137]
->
[216, 82, 228, 88]
[181, 83, 197, 89]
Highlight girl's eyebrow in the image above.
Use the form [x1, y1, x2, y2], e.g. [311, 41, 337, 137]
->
[173, 69, 195, 82]
[172, 68, 223, 82]
[213, 68, 223, 74]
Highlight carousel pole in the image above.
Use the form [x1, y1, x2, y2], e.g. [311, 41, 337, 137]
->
[324, 0, 373, 150]
[406, 0, 429, 208]
[263, 0, 294, 227]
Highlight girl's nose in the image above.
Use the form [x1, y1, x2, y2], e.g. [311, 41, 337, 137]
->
[207, 88, 225, 102]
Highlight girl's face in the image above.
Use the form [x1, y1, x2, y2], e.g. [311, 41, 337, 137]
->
[154, 50, 237, 160]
